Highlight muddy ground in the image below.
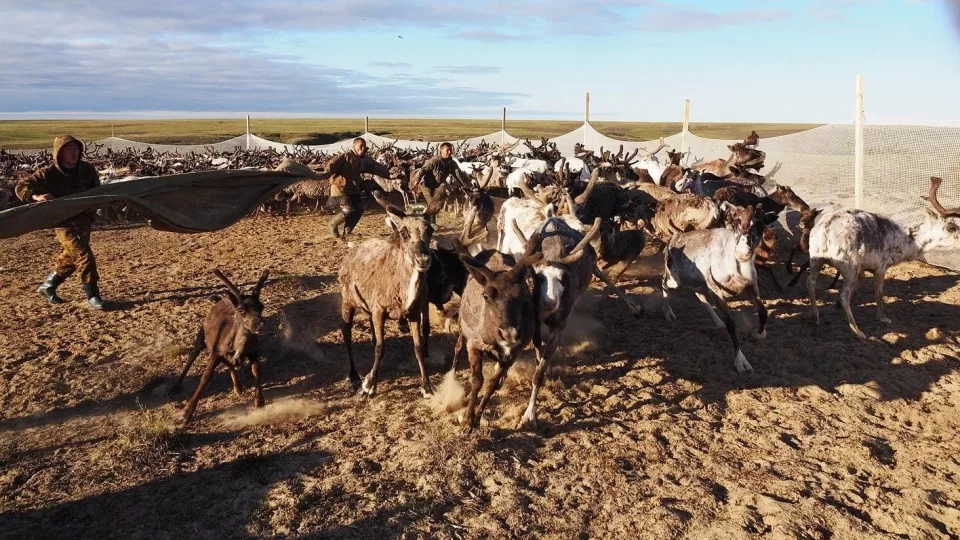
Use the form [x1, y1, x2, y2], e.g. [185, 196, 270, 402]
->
[0, 210, 959, 539]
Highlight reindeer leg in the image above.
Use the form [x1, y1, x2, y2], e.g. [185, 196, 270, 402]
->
[249, 354, 265, 408]
[408, 304, 434, 397]
[787, 261, 809, 287]
[463, 346, 485, 432]
[519, 328, 559, 430]
[708, 291, 753, 373]
[785, 246, 799, 274]
[827, 269, 841, 290]
[170, 328, 205, 396]
[593, 265, 643, 318]
[807, 257, 824, 326]
[837, 266, 865, 340]
[181, 355, 222, 423]
[751, 283, 768, 340]
[341, 303, 360, 391]
[694, 291, 725, 328]
[360, 309, 387, 396]
[474, 352, 514, 431]
[874, 268, 891, 325]
[449, 332, 466, 374]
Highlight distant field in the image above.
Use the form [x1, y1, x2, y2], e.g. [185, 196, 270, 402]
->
[0, 119, 823, 150]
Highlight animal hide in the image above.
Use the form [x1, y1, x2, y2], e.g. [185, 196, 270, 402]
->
[0, 158, 318, 239]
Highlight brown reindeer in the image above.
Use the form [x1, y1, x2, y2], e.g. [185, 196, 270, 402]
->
[338, 186, 447, 397]
[171, 268, 270, 423]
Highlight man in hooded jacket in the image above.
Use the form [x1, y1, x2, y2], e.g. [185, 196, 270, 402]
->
[15, 135, 105, 309]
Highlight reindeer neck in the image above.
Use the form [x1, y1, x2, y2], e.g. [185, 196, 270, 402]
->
[906, 221, 935, 262]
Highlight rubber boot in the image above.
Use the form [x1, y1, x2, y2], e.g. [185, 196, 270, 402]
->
[83, 283, 105, 310]
[329, 213, 346, 239]
[38, 272, 66, 304]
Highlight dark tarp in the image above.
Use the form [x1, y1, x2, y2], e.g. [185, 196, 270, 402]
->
[0, 159, 321, 239]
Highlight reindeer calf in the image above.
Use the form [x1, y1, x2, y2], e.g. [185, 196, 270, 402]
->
[171, 268, 270, 423]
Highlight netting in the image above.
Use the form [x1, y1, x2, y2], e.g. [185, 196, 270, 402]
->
[12, 121, 959, 271]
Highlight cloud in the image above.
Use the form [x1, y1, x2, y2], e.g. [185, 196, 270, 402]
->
[367, 62, 413, 69]
[447, 30, 534, 41]
[636, 3, 792, 32]
[0, 38, 524, 114]
[435, 65, 501, 74]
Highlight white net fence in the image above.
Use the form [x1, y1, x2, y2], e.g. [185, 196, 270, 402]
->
[17, 120, 960, 271]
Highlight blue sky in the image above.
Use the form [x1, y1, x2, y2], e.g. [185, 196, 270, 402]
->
[1, 0, 959, 122]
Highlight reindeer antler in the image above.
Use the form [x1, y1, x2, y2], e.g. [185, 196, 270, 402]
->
[927, 177, 960, 217]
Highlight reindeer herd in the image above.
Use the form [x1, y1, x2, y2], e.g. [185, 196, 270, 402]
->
[3, 133, 959, 431]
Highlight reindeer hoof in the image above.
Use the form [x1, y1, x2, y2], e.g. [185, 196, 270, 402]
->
[664, 309, 678, 322]
[420, 385, 435, 398]
[734, 351, 754, 373]
[517, 413, 538, 431]
[879, 316, 892, 325]
[359, 376, 377, 397]
[753, 329, 767, 340]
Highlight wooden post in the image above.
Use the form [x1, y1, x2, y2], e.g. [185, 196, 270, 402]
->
[245, 114, 251, 149]
[584, 92, 590, 146]
[854, 75, 864, 209]
[681, 99, 691, 154]
[364, 116, 369, 134]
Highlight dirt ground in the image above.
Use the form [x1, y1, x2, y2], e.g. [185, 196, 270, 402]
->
[1, 210, 959, 539]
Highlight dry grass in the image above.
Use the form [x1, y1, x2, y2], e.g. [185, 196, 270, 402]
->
[0, 119, 822, 149]
[114, 401, 184, 470]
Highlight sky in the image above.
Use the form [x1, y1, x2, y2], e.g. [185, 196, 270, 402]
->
[1, 0, 960, 123]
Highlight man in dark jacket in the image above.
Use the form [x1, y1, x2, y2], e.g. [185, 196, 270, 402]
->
[15, 135, 105, 309]
[325, 137, 396, 238]
[413, 141, 472, 207]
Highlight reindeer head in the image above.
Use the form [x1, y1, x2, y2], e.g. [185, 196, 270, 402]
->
[666, 149, 686, 166]
[213, 268, 269, 335]
[375, 186, 447, 273]
[727, 204, 765, 261]
[768, 184, 809, 212]
[512, 217, 601, 316]
[921, 177, 960, 250]
[460, 251, 543, 350]
[798, 207, 823, 231]
[728, 143, 766, 170]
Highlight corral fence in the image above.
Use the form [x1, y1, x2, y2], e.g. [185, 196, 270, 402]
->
[12, 76, 960, 271]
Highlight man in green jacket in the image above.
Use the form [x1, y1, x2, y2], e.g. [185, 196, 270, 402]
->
[16, 135, 105, 309]
[413, 141, 472, 206]
[325, 137, 396, 238]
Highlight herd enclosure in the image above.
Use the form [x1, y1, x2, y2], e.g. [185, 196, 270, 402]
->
[2, 112, 960, 537]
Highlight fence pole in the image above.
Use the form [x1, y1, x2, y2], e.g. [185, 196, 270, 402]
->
[501, 107, 506, 144]
[364, 115, 369, 134]
[854, 74, 864, 210]
[681, 99, 690, 155]
[584, 92, 590, 145]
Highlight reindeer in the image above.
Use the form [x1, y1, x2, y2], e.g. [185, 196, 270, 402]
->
[508, 217, 602, 429]
[786, 207, 841, 290]
[170, 268, 270, 423]
[338, 187, 447, 397]
[692, 143, 765, 178]
[808, 177, 960, 340]
[662, 205, 768, 372]
[450, 248, 544, 432]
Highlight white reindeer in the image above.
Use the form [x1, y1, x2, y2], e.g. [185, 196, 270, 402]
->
[808, 177, 960, 339]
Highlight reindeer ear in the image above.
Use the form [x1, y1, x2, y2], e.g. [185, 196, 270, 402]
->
[460, 256, 493, 286]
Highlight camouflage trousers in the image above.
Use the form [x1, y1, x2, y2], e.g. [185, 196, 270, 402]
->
[54, 225, 99, 285]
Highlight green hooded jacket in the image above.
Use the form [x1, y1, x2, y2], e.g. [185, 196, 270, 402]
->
[15, 135, 100, 203]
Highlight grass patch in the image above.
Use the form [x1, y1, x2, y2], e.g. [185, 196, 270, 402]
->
[115, 400, 184, 469]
